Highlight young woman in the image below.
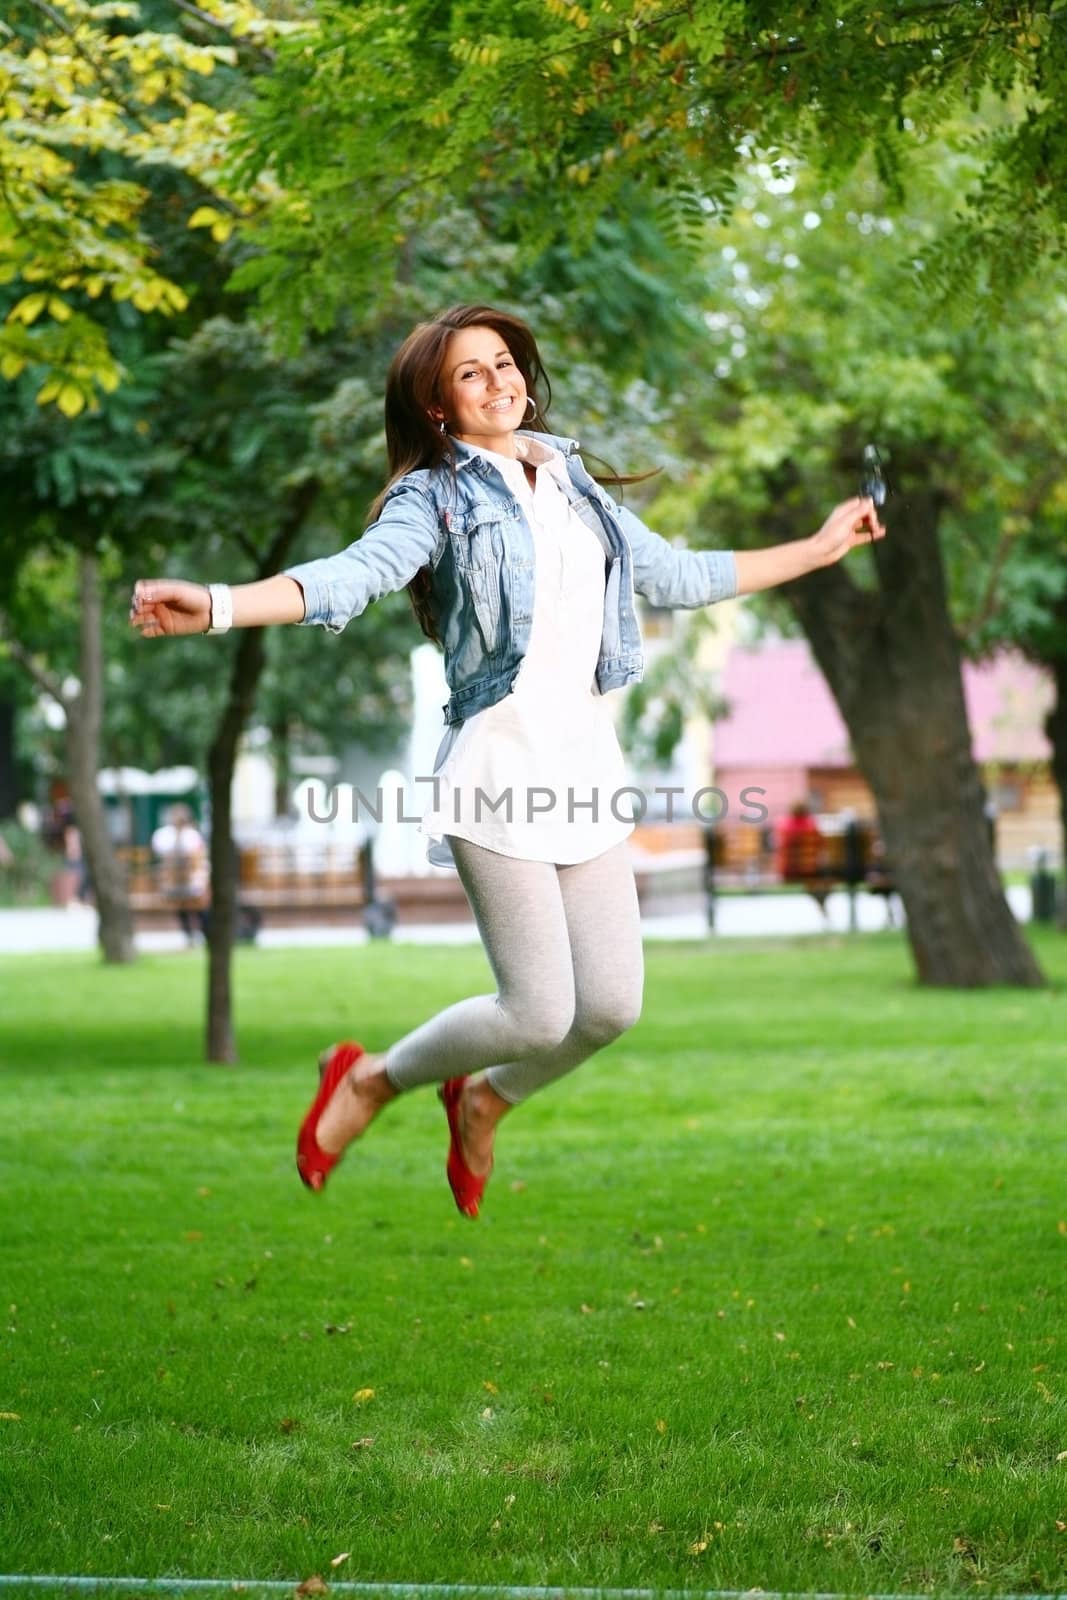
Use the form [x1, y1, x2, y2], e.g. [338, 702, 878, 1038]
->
[129, 303, 884, 1218]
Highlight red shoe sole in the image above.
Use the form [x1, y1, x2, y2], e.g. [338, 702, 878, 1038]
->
[296, 1040, 364, 1191]
[439, 1075, 487, 1219]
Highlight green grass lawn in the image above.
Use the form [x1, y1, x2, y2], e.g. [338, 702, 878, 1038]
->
[1, 930, 1065, 1596]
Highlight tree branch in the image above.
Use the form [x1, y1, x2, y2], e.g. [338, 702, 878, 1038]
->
[22, 0, 251, 218]
[233, 528, 261, 565]
[168, 0, 277, 65]
[256, 477, 322, 580]
[961, 461, 1065, 644]
[0, 613, 67, 705]
[24, 0, 158, 139]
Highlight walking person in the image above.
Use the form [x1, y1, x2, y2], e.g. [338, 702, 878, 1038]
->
[129, 303, 884, 1218]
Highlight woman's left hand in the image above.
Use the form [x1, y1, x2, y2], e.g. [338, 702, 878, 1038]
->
[808, 497, 886, 568]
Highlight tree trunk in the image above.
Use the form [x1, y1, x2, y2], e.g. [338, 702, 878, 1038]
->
[205, 625, 268, 1062]
[0, 691, 17, 819]
[203, 481, 320, 1062]
[273, 714, 292, 819]
[65, 553, 137, 964]
[786, 483, 1045, 988]
[1043, 644, 1067, 931]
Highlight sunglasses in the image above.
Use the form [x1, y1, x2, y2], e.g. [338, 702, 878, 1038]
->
[859, 443, 889, 507]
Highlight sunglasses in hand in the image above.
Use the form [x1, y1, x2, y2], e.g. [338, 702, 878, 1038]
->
[859, 443, 889, 508]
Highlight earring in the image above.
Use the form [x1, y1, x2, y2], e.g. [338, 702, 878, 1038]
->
[525, 395, 537, 418]
[438, 419, 448, 434]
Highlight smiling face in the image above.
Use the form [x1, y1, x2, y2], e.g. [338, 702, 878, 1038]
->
[438, 324, 528, 455]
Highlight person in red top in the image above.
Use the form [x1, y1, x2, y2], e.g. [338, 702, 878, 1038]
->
[777, 802, 824, 886]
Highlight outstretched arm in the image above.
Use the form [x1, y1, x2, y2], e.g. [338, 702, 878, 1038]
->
[614, 486, 883, 611]
[130, 481, 441, 641]
[129, 575, 306, 637]
[733, 497, 884, 596]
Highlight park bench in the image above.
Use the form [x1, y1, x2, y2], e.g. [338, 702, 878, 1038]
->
[119, 843, 471, 934]
[703, 820, 898, 930]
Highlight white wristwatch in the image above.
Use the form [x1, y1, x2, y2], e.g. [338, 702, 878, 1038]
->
[206, 583, 233, 635]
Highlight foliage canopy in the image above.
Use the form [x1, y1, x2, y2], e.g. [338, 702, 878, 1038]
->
[0, 0, 306, 410]
[233, 1, 1067, 341]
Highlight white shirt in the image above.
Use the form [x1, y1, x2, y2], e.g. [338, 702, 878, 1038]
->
[151, 821, 209, 896]
[421, 435, 635, 866]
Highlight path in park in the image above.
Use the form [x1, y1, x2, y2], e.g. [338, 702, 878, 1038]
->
[0, 884, 1033, 955]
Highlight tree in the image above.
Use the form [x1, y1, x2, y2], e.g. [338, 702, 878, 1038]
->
[966, 526, 1067, 930]
[232, 1, 1067, 342]
[0, 0, 308, 964]
[645, 145, 1065, 986]
[130, 315, 420, 1059]
[0, 365, 161, 960]
[0, 0, 307, 408]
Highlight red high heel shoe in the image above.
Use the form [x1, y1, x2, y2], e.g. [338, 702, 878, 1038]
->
[439, 1075, 488, 1219]
[296, 1040, 364, 1191]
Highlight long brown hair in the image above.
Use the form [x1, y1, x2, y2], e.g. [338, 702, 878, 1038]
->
[368, 304, 651, 644]
[368, 305, 551, 643]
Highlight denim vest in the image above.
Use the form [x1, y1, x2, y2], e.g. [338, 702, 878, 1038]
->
[285, 430, 737, 727]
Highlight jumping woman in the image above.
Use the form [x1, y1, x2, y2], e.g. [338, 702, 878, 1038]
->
[129, 303, 884, 1218]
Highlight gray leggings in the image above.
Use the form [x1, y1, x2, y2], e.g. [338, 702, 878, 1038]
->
[384, 837, 644, 1104]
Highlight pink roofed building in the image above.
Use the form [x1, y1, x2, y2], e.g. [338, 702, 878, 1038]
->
[711, 639, 1058, 868]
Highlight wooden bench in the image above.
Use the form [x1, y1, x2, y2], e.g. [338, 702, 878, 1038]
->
[119, 844, 473, 932]
[703, 822, 899, 929]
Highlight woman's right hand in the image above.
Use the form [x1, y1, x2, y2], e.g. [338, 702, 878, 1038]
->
[129, 579, 211, 638]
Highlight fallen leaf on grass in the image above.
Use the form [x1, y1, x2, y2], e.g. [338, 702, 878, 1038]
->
[329, 1553, 350, 1569]
[1057, 1450, 1067, 1462]
[183, 1231, 203, 1242]
[1057, 1220, 1066, 1236]
[278, 1418, 301, 1434]
[0, 1412, 20, 1422]
[295, 1578, 328, 1597]
[350, 1436, 375, 1450]
[655, 1419, 667, 1435]
[688, 1538, 709, 1554]
[483, 1380, 499, 1394]
[352, 1388, 375, 1403]
[509, 1181, 527, 1193]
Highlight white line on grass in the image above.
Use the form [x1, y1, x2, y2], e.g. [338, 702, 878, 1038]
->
[1, 1580, 1065, 1600]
